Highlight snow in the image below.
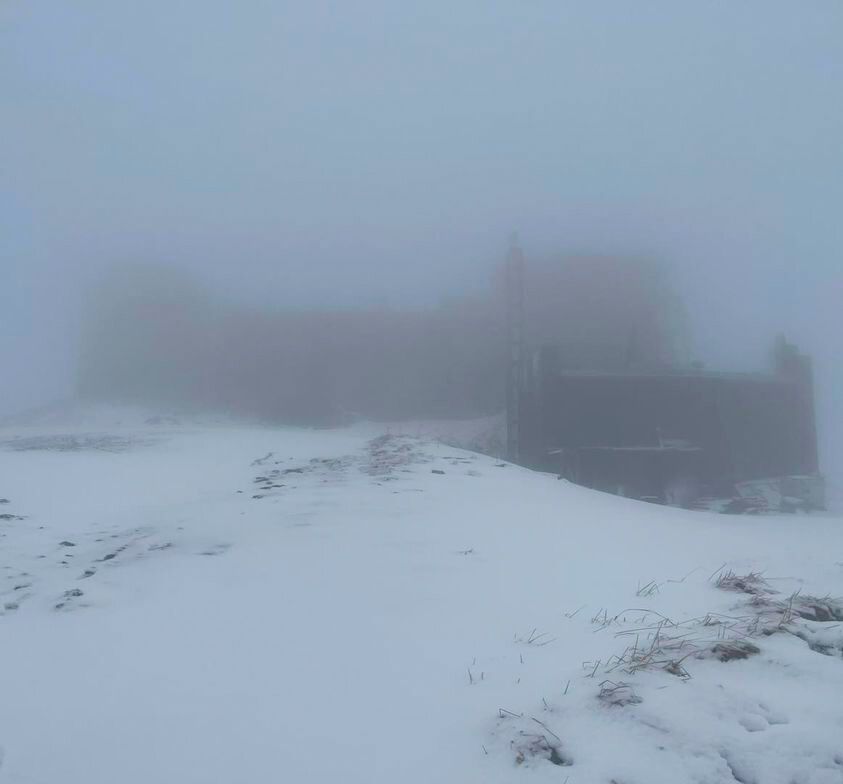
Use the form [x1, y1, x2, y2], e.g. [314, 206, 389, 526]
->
[1, 411, 842, 783]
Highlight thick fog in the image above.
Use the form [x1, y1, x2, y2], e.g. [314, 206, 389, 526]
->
[2, 3, 841, 474]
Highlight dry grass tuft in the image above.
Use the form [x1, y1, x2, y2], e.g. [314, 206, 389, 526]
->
[714, 570, 774, 596]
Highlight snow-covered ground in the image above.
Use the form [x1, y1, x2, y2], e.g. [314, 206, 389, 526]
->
[1, 409, 842, 783]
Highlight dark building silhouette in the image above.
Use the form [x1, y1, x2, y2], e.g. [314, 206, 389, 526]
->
[514, 337, 823, 511]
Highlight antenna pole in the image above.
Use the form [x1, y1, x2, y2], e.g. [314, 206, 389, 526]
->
[505, 233, 525, 463]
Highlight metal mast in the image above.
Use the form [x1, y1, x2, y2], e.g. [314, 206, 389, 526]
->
[505, 233, 525, 463]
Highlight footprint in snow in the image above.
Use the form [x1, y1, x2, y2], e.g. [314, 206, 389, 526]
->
[54, 588, 84, 611]
[199, 543, 231, 557]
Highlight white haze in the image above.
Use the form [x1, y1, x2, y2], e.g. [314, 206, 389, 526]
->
[2, 1, 842, 476]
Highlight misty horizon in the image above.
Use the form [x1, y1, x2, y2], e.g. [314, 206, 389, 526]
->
[2, 5, 843, 782]
[4, 3, 841, 424]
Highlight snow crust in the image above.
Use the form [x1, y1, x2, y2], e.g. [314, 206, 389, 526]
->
[1, 411, 842, 783]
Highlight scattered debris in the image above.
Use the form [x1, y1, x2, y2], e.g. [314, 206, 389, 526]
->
[1, 434, 153, 453]
[705, 641, 761, 662]
[513, 733, 571, 768]
[366, 435, 428, 476]
[598, 680, 642, 707]
[199, 543, 231, 557]
[787, 595, 843, 623]
[636, 579, 660, 597]
[55, 588, 84, 610]
[516, 628, 557, 647]
[792, 625, 843, 657]
[721, 495, 770, 515]
[144, 415, 181, 426]
[502, 715, 572, 769]
[97, 543, 131, 563]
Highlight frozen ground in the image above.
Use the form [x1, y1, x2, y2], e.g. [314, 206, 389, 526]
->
[1, 407, 842, 783]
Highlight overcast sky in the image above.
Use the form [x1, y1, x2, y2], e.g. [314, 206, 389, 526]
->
[2, 1, 842, 466]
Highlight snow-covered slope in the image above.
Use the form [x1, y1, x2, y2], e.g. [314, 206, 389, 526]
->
[1, 417, 842, 783]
